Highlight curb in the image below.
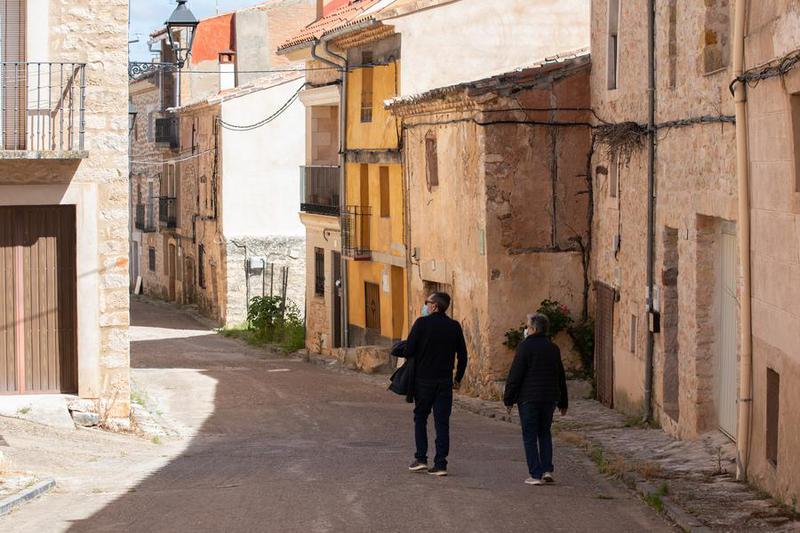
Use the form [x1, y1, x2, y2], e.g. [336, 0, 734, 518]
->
[631, 478, 711, 533]
[0, 479, 56, 516]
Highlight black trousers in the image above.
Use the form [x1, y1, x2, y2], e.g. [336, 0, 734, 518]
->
[413, 380, 453, 468]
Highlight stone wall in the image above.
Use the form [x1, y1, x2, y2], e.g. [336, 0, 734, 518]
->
[224, 236, 306, 327]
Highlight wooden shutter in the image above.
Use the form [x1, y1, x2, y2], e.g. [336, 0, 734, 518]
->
[364, 282, 380, 331]
[594, 282, 615, 408]
[1, 0, 27, 149]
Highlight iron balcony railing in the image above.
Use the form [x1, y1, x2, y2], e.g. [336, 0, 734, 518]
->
[342, 205, 372, 261]
[155, 116, 179, 149]
[300, 165, 340, 216]
[158, 197, 177, 228]
[0, 62, 86, 152]
[134, 204, 156, 232]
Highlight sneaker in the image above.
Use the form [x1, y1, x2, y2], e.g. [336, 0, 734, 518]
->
[525, 477, 544, 485]
[428, 466, 448, 476]
[543, 472, 555, 483]
[408, 460, 428, 472]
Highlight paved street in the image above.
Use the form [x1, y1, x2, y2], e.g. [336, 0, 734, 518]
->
[3, 300, 671, 532]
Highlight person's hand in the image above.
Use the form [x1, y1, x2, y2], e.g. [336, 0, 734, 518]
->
[506, 405, 513, 415]
[559, 407, 568, 417]
[452, 381, 461, 391]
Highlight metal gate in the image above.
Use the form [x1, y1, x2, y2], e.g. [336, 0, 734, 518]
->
[594, 282, 615, 407]
[718, 224, 739, 439]
[0, 206, 78, 394]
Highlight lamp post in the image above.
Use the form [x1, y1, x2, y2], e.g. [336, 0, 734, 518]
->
[128, 0, 199, 80]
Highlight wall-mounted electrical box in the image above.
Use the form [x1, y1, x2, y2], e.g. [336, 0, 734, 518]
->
[248, 256, 266, 271]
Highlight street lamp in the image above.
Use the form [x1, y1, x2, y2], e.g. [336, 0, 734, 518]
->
[165, 0, 199, 69]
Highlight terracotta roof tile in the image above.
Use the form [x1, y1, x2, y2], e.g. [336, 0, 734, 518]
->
[277, 0, 384, 52]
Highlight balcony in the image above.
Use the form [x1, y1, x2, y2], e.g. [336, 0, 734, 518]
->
[342, 205, 371, 261]
[134, 204, 156, 232]
[300, 165, 340, 216]
[155, 116, 179, 149]
[0, 62, 87, 158]
[158, 197, 177, 229]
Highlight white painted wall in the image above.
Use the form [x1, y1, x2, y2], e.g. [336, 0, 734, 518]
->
[220, 77, 306, 237]
[385, 0, 591, 96]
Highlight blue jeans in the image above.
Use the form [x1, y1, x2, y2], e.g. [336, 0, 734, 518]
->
[518, 402, 556, 479]
[413, 380, 453, 469]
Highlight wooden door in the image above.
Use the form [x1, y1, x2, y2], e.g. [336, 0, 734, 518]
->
[332, 251, 342, 348]
[183, 256, 195, 304]
[594, 282, 615, 408]
[168, 243, 177, 301]
[0, 205, 77, 394]
[718, 225, 738, 439]
[1, 0, 27, 150]
[364, 282, 380, 332]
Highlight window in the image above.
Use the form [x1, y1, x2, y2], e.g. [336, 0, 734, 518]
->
[148, 247, 156, 272]
[791, 93, 800, 192]
[703, 0, 730, 74]
[609, 155, 619, 198]
[314, 247, 325, 296]
[425, 132, 439, 190]
[767, 368, 780, 466]
[607, 0, 620, 90]
[668, 0, 678, 88]
[629, 314, 638, 354]
[379, 166, 390, 218]
[360, 51, 374, 123]
[198, 245, 206, 289]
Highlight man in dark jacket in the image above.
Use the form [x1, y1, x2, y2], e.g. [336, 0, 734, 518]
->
[404, 292, 468, 476]
[503, 313, 568, 485]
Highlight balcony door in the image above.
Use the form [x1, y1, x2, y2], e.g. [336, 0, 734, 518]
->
[1, 0, 26, 149]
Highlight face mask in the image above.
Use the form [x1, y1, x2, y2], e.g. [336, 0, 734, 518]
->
[421, 304, 431, 317]
[523, 327, 531, 338]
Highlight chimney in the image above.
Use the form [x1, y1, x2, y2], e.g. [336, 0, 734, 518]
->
[317, 0, 324, 19]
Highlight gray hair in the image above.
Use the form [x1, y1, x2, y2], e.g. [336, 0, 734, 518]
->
[527, 313, 550, 335]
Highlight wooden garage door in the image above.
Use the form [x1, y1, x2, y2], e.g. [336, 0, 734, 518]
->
[0, 206, 77, 394]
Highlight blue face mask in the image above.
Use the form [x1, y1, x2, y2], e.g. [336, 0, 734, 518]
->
[421, 304, 431, 317]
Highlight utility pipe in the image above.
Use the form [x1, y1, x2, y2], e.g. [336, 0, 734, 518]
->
[312, 39, 350, 347]
[732, 0, 753, 481]
[643, 0, 657, 422]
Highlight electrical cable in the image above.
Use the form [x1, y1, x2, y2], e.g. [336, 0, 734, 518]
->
[218, 83, 308, 131]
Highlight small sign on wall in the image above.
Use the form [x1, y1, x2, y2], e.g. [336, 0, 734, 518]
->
[382, 271, 390, 293]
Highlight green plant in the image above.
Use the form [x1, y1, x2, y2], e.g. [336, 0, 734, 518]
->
[537, 299, 574, 336]
[643, 483, 670, 514]
[502, 323, 527, 350]
[244, 296, 306, 353]
[567, 319, 594, 375]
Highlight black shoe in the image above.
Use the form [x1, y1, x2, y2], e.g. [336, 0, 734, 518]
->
[428, 466, 448, 476]
[408, 460, 428, 472]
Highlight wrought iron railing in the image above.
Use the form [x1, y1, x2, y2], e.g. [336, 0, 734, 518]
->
[342, 205, 371, 260]
[300, 165, 340, 216]
[159, 197, 177, 228]
[134, 204, 156, 232]
[0, 62, 86, 152]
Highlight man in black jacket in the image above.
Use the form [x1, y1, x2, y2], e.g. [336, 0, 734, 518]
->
[404, 292, 468, 476]
[503, 313, 568, 486]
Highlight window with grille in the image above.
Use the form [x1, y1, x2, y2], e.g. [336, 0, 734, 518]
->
[314, 247, 325, 297]
[425, 132, 439, 190]
[198, 245, 206, 289]
[148, 247, 156, 272]
[360, 51, 374, 123]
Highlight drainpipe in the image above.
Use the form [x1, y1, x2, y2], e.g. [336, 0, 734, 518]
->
[312, 39, 350, 347]
[643, 0, 657, 422]
[732, 0, 753, 481]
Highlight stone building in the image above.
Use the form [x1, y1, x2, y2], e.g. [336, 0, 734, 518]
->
[0, 0, 130, 418]
[589, 0, 739, 440]
[735, 0, 800, 506]
[130, 0, 315, 326]
[388, 53, 592, 398]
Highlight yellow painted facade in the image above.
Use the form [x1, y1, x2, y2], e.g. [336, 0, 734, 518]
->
[344, 57, 407, 344]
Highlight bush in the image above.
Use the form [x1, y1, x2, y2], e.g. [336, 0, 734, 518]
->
[245, 295, 306, 353]
[537, 299, 574, 336]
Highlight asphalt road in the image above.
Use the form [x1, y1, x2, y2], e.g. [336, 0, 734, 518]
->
[4, 300, 672, 533]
